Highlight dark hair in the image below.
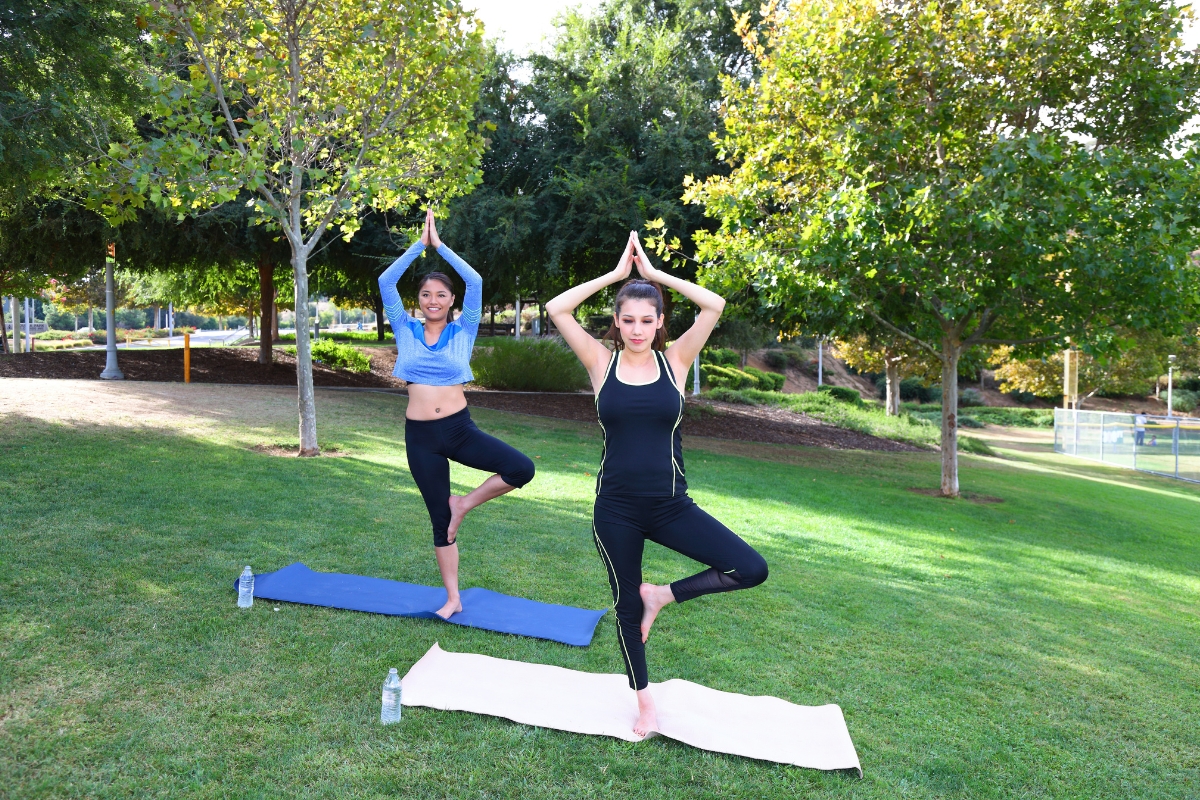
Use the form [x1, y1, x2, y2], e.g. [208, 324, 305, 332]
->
[603, 279, 667, 351]
[418, 271, 456, 294]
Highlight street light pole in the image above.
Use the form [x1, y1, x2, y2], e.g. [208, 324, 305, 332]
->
[1167, 354, 1176, 417]
[100, 242, 124, 380]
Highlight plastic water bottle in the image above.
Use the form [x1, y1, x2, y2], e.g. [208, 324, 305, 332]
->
[381, 668, 402, 724]
[237, 566, 254, 608]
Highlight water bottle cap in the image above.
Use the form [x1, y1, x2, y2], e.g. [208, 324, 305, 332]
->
[389, 668, 398, 675]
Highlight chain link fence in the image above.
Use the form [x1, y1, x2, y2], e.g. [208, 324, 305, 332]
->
[1055, 408, 1200, 483]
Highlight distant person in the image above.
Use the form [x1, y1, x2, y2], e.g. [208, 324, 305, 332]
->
[1135, 414, 1147, 446]
[378, 208, 535, 621]
[546, 231, 768, 738]
[357, 321, 363, 331]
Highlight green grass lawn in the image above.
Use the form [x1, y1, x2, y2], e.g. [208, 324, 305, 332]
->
[2, 385, 1198, 798]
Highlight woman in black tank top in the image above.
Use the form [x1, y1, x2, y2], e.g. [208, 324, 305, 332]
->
[547, 231, 768, 739]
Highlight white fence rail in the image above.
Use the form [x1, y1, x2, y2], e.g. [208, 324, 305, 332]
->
[1054, 408, 1200, 484]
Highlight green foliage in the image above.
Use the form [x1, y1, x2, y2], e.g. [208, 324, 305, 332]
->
[441, 0, 761, 303]
[688, 0, 1200, 492]
[470, 338, 589, 392]
[280, 331, 393, 344]
[1171, 390, 1199, 413]
[0, 0, 145, 204]
[704, 387, 1000, 451]
[904, 405, 1055, 429]
[762, 350, 788, 371]
[282, 341, 371, 373]
[701, 347, 739, 367]
[959, 388, 985, 408]
[743, 366, 785, 391]
[817, 385, 862, 405]
[703, 364, 755, 390]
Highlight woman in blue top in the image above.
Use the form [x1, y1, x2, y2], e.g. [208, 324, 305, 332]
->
[379, 209, 535, 620]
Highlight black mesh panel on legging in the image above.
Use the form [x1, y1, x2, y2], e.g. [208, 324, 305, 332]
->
[670, 568, 747, 603]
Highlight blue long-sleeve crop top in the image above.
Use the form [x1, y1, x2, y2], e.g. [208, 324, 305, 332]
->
[378, 240, 482, 386]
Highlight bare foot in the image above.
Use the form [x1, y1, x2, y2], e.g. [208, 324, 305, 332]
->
[639, 583, 674, 643]
[434, 597, 462, 620]
[446, 495, 470, 543]
[633, 689, 659, 737]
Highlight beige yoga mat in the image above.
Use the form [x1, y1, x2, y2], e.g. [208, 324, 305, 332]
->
[400, 643, 861, 774]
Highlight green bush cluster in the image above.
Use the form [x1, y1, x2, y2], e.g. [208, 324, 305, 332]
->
[282, 341, 371, 372]
[280, 331, 393, 344]
[1172, 389, 1199, 413]
[703, 364, 784, 391]
[959, 388, 985, 407]
[702, 347, 740, 367]
[704, 387, 993, 453]
[818, 384, 862, 404]
[695, 347, 785, 391]
[470, 337, 589, 391]
[876, 375, 941, 403]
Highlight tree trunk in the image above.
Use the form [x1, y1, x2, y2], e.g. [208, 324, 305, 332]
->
[272, 301, 280, 342]
[885, 359, 900, 416]
[88, 305, 94, 334]
[939, 340, 960, 497]
[100, 247, 123, 380]
[0, 297, 9, 355]
[153, 304, 160, 330]
[292, 249, 318, 456]
[11, 296, 23, 353]
[372, 286, 385, 342]
[258, 255, 274, 364]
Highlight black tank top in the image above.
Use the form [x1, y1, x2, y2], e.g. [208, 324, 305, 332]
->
[595, 349, 686, 497]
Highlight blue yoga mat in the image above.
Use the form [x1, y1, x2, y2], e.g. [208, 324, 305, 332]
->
[235, 563, 606, 647]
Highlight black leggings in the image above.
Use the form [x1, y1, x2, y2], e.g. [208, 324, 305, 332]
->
[406, 408, 535, 547]
[592, 493, 768, 690]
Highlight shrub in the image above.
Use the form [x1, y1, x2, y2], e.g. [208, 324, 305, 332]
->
[1171, 389, 1199, 413]
[743, 366, 785, 391]
[33, 330, 77, 340]
[1179, 377, 1200, 392]
[1006, 390, 1039, 404]
[282, 341, 371, 372]
[701, 347, 740, 367]
[817, 384, 862, 404]
[762, 350, 789, 371]
[470, 337, 589, 391]
[959, 388, 985, 407]
[705, 365, 757, 390]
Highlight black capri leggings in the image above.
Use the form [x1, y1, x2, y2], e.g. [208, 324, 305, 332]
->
[406, 408, 535, 547]
[592, 493, 768, 690]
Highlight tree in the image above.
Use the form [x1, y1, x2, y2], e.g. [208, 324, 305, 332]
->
[0, 0, 145, 206]
[441, 0, 761, 322]
[835, 334, 941, 415]
[91, 0, 486, 455]
[688, 0, 1200, 495]
[991, 330, 1175, 406]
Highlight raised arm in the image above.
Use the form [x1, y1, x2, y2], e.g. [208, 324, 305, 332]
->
[436, 244, 482, 336]
[629, 233, 725, 390]
[546, 236, 635, 391]
[377, 240, 425, 329]
[426, 209, 481, 336]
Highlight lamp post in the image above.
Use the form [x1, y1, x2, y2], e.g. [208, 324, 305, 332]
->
[100, 242, 124, 380]
[1167, 354, 1176, 417]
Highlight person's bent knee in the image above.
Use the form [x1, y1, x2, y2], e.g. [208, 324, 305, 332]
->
[433, 529, 455, 548]
[501, 454, 536, 489]
[739, 554, 768, 589]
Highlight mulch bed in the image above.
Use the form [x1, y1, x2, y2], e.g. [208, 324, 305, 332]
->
[0, 347, 403, 388]
[0, 348, 920, 452]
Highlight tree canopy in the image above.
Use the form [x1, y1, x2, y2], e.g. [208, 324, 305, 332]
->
[0, 0, 145, 206]
[688, 0, 1200, 494]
